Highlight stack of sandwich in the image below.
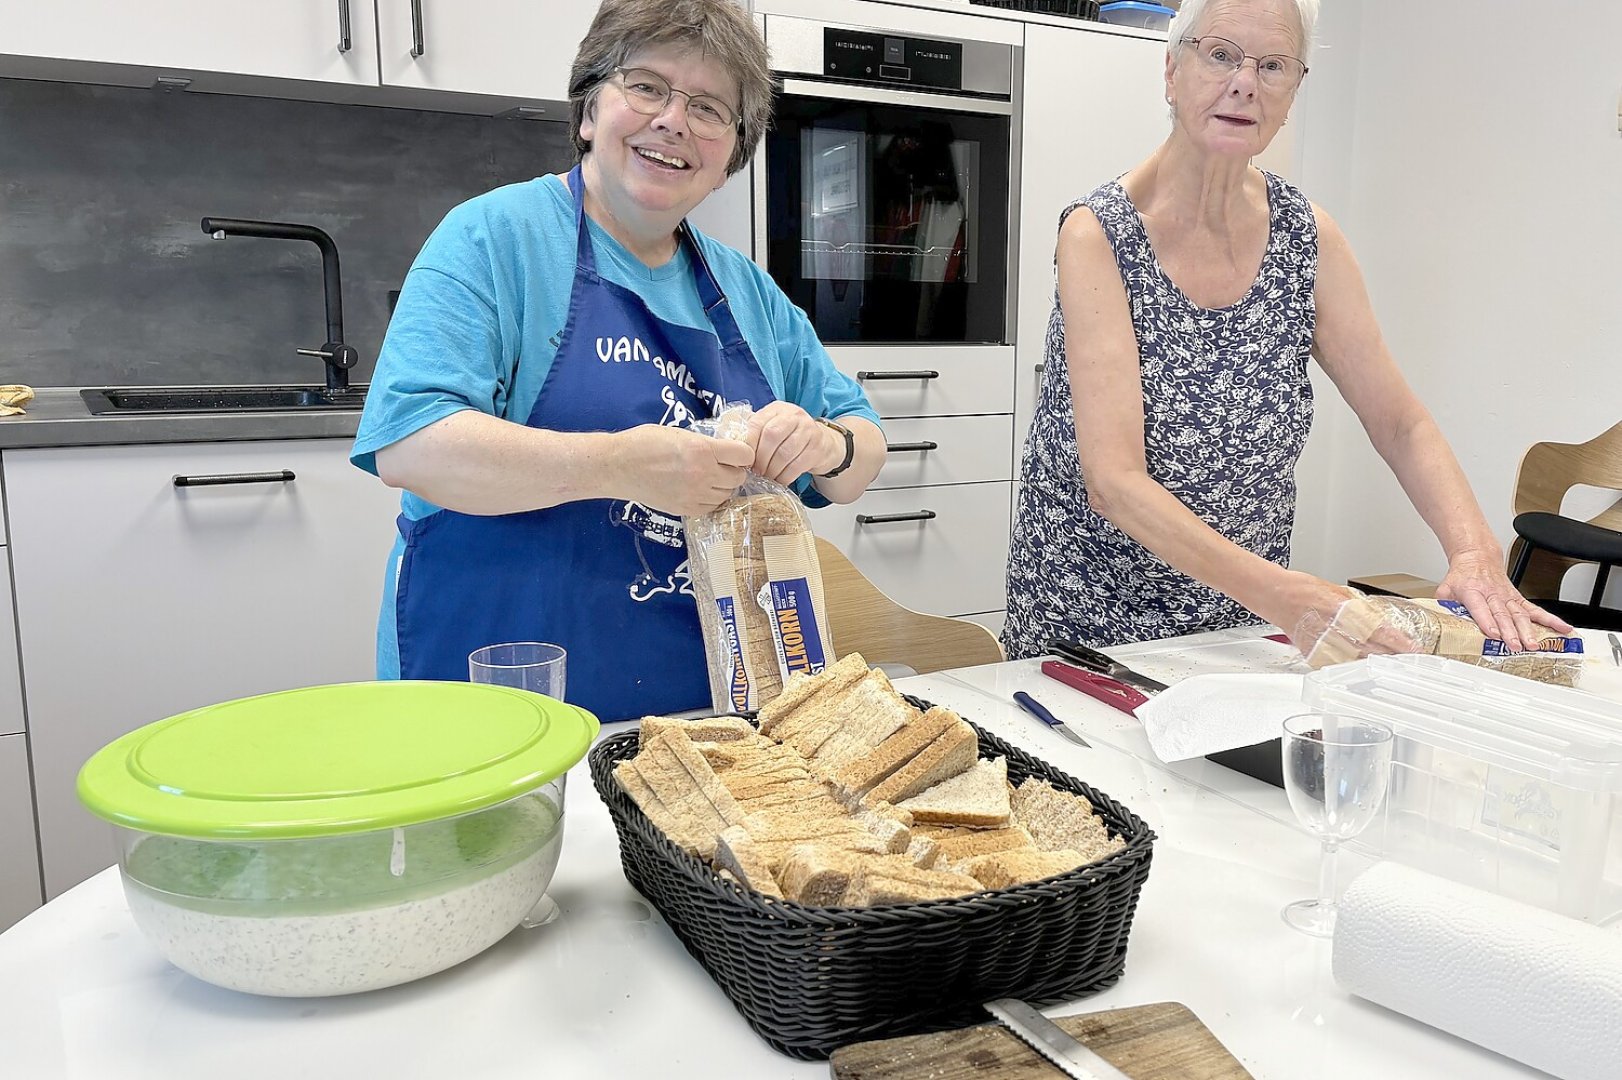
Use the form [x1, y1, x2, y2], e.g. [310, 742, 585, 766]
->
[613, 652, 1125, 906]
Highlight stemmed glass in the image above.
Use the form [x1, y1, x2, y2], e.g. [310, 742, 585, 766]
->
[1280, 712, 1394, 937]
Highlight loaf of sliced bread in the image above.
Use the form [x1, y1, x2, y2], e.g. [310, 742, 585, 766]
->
[896, 756, 1011, 828]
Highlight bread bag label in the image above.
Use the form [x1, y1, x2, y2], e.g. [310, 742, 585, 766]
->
[1430, 600, 1585, 658]
[705, 545, 760, 712]
[761, 533, 833, 682]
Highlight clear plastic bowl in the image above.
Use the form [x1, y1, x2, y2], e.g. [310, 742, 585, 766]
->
[114, 777, 566, 996]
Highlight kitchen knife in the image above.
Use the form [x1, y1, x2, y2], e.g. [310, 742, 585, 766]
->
[1041, 660, 1151, 717]
[1046, 637, 1170, 694]
[1013, 691, 1091, 747]
[984, 998, 1133, 1080]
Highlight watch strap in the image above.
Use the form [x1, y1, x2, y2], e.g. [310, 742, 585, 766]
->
[815, 417, 856, 479]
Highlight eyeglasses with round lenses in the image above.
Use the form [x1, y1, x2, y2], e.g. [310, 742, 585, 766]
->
[1181, 36, 1308, 91]
[611, 66, 739, 140]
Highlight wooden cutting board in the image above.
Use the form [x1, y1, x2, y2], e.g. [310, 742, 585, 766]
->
[829, 1001, 1252, 1079]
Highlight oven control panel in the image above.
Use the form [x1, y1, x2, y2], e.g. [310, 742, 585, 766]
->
[823, 27, 963, 91]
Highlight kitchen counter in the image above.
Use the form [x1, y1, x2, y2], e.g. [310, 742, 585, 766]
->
[0, 388, 363, 449]
[0, 633, 1546, 1079]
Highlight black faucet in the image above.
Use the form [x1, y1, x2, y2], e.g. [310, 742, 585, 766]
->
[200, 217, 360, 392]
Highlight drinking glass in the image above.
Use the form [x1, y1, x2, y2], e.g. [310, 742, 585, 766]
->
[1280, 712, 1394, 937]
[469, 642, 567, 927]
[468, 642, 566, 700]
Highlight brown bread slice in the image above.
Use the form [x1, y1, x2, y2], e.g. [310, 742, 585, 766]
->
[905, 834, 941, 868]
[757, 651, 869, 736]
[1009, 777, 1125, 865]
[896, 756, 1012, 828]
[842, 856, 979, 905]
[866, 718, 979, 806]
[829, 706, 956, 799]
[613, 758, 719, 857]
[922, 825, 1035, 865]
[777, 844, 874, 906]
[638, 714, 761, 749]
[713, 825, 783, 900]
[805, 669, 921, 774]
[634, 731, 752, 859]
[958, 848, 1089, 890]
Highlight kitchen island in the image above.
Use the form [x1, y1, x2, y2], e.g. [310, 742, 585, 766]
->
[0, 637, 1547, 1078]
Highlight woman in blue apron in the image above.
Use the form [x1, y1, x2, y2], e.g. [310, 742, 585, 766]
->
[350, 0, 883, 722]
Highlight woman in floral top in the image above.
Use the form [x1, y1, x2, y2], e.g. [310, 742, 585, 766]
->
[1002, 0, 1568, 658]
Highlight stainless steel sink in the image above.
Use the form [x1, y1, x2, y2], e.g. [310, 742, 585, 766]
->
[81, 385, 369, 415]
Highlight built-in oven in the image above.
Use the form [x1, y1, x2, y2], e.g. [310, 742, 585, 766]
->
[754, 14, 1020, 347]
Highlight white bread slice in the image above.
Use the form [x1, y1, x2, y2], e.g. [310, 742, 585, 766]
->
[1009, 777, 1124, 865]
[714, 825, 783, 900]
[896, 756, 1011, 828]
[866, 718, 979, 806]
[638, 714, 761, 749]
[958, 848, 1089, 890]
[842, 856, 978, 905]
[921, 825, 1035, 865]
[829, 706, 956, 800]
[757, 651, 869, 736]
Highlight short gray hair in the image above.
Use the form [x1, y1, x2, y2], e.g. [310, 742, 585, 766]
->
[1167, 0, 1320, 65]
[567, 0, 774, 177]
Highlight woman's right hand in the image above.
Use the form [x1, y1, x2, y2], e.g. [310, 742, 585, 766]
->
[611, 424, 754, 517]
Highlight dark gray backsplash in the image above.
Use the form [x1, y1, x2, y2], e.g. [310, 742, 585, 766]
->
[0, 78, 572, 388]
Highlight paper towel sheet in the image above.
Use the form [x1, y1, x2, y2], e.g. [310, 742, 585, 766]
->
[1135, 673, 1305, 762]
[1334, 862, 1622, 1080]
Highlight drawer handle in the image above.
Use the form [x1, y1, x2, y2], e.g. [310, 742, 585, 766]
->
[856, 510, 937, 525]
[410, 0, 426, 57]
[885, 441, 938, 453]
[173, 470, 296, 487]
[856, 370, 939, 381]
[337, 0, 352, 53]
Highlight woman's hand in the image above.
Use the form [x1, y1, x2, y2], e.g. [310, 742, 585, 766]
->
[1262, 571, 1419, 662]
[745, 401, 843, 485]
[1436, 550, 1574, 650]
[611, 424, 753, 517]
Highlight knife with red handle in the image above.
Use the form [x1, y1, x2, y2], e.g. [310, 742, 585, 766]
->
[1040, 660, 1151, 717]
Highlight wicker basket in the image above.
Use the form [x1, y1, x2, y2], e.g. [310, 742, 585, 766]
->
[588, 706, 1156, 1060]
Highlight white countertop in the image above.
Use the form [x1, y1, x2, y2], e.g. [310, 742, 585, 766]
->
[0, 630, 1548, 1078]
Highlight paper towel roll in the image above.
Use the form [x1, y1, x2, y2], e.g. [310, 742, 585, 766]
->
[1333, 862, 1622, 1080]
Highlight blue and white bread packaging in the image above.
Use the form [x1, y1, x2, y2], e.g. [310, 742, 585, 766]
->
[687, 405, 833, 714]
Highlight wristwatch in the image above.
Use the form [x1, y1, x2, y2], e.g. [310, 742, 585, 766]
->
[814, 417, 856, 479]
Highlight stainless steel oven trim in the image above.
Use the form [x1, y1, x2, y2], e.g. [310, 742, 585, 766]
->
[766, 13, 1014, 98]
[777, 77, 1012, 116]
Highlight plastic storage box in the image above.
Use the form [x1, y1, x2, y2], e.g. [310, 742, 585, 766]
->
[1098, 2, 1176, 30]
[1305, 654, 1622, 925]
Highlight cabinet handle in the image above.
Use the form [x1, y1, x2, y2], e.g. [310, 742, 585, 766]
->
[856, 370, 939, 381]
[336, 0, 352, 53]
[173, 471, 296, 488]
[885, 441, 938, 453]
[856, 510, 937, 525]
[410, 0, 425, 58]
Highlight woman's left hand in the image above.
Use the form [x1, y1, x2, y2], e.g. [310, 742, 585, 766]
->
[745, 401, 843, 485]
[1436, 550, 1575, 650]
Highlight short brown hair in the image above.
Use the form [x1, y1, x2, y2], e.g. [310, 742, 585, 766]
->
[568, 0, 774, 177]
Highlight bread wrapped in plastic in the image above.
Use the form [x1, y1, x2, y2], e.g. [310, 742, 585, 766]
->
[1298, 595, 1585, 686]
[686, 405, 836, 714]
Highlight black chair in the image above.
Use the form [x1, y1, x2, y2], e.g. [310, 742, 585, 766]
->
[1507, 423, 1622, 632]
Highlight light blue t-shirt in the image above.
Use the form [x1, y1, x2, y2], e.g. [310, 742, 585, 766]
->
[351, 173, 880, 678]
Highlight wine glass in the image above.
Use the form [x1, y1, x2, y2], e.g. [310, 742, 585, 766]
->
[1280, 712, 1394, 937]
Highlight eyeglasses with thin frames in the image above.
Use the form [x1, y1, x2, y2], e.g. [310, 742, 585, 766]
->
[1180, 36, 1309, 91]
[609, 66, 740, 140]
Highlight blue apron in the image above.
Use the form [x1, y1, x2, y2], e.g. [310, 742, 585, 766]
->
[394, 165, 777, 722]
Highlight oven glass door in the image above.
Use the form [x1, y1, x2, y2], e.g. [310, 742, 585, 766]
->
[765, 93, 1010, 344]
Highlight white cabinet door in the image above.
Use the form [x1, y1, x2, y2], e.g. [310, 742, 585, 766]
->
[0, 0, 380, 86]
[1015, 26, 1168, 451]
[5, 441, 403, 898]
[0, 555, 24, 738]
[0, 734, 42, 931]
[376, 0, 600, 101]
[872, 415, 1014, 490]
[812, 482, 1012, 618]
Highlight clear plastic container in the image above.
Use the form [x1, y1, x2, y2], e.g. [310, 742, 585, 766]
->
[1306, 655, 1622, 924]
[116, 779, 567, 996]
[1098, 1, 1176, 30]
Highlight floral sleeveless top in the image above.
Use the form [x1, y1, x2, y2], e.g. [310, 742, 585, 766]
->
[1001, 170, 1318, 658]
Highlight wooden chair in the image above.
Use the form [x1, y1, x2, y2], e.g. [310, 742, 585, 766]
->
[814, 536, 1004, 674]
[1506, 421, 1622, 630]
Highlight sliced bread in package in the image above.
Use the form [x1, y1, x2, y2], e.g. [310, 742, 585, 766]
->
[686, 406, 836, 714]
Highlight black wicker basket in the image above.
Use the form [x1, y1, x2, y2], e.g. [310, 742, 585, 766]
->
[971, 0, 1101, 20]
[588, 704, 1156, 1060]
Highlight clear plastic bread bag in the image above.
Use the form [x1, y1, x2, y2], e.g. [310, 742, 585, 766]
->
[685, 404, 837, 714]
[1295, 593, 1585, 686]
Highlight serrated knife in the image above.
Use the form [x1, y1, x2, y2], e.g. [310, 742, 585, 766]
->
[984, 998, 1133, 1080]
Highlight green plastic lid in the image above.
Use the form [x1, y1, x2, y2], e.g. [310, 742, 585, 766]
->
[77, 681, 599, 840]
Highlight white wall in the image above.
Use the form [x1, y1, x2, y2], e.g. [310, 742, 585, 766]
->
[1290, 0, 1622, 605]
